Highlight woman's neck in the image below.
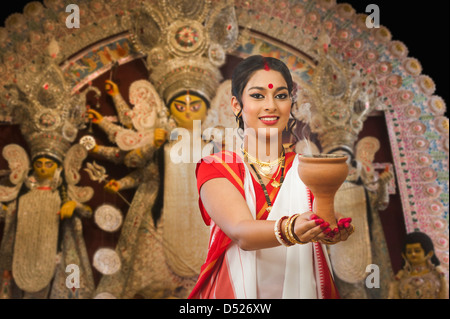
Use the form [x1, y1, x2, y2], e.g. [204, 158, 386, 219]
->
[243, 131, 283, 162]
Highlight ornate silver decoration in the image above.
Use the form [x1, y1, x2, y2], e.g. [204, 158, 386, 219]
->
[93, 248, 121, 275]
[94, 204, 123, 233]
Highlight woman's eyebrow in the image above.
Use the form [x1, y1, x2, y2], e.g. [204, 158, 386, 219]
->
[247, 86, 265, 91]
[247, 86, 289, 92]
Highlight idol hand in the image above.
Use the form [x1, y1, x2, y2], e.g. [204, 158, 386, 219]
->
[105, 179, 121, 193]
[154, 128, 167, 147]
[105, 80, 119, 96]
[87, 109, 104, 124]
[60, 200, 77, 220]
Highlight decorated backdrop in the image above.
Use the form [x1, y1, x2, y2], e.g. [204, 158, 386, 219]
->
[0, 0, 448, 299]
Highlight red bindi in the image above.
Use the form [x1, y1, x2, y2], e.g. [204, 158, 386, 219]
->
[268, 83, 273, 89]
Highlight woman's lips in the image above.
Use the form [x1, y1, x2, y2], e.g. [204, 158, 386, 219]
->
[259, 116, 279, 125]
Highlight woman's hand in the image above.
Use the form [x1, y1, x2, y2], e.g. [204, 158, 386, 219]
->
[315, 213, 355, 245]
[292, 212, 331, 244]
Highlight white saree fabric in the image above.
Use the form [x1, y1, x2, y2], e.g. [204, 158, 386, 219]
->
[225, 154, 331, 299]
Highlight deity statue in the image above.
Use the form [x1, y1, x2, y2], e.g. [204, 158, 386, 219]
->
[292, 50, 395, 298]
[88, 71, 225, 298]
[0, 62, 96, 298]
[85, 0, 238, 298]
[388, 232, 448, 299]
[328, 137, 394, 299]
[0, 145, 94, 299]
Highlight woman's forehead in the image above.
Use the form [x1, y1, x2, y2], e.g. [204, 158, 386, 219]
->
[245, 69, 287, 88]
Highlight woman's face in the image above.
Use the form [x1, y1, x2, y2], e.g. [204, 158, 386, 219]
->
[33, 157, 58, 180]
[232, 69, 291, 138]
[169, 92, 208, 130]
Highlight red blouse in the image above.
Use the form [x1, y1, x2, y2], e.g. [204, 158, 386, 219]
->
[196, 150, 297, 223]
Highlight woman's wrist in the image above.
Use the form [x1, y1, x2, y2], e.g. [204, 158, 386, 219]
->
[274, 216, 293, 247]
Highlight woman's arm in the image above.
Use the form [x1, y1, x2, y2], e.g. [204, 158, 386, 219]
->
[200, 177, 326, 250]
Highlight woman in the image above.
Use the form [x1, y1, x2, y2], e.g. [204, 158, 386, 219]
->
[188, 55, 354, 299]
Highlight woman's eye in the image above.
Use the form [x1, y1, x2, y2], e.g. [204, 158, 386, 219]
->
[276, 93, 288, 99]
[250, 93, 264, 99]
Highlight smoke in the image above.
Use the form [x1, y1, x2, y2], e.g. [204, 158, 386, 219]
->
[292, 98, 318, 155]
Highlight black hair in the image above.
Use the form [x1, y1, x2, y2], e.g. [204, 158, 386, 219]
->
[402, 231, 440, 266]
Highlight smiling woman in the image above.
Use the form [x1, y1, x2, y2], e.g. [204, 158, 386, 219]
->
[232, 68, 292, 147]
[188, 55, 355, 299]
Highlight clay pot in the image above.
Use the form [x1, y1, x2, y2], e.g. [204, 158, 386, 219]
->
[298, 154, 349, 228]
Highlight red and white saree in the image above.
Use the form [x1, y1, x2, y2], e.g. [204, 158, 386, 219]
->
[188, 150, 339, 299]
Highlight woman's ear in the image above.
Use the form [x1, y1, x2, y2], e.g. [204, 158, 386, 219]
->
[231, 96, 241, 117]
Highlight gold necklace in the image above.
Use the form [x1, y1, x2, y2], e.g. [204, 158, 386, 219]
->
[241, 147, 284, 175]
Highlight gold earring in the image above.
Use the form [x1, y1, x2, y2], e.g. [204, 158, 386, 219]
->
[235, 111, 242, 128]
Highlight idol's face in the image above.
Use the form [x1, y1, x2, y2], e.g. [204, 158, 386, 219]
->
[33, 157, 58, 180]
[169, 92, 207, 130]
[405, 243, 431, 266]
[232, 69, 291, 138]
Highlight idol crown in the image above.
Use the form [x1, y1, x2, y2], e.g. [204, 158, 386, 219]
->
[123, 0, 238, 104]
[4, 61, 99, 162]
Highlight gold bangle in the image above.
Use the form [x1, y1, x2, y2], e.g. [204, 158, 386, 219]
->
[284, 214, 303, 245]
[287, 214, 308, 245]
[283, 215, 294, 245]
[274, 216, 293, 247]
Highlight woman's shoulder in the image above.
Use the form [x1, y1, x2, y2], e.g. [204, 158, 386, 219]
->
[200, 150, 244, 166]
[196, 150, 246, 194]
[196, 150, 245, 180]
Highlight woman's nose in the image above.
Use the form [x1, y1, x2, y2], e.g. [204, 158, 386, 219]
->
[264, 96, 277, 111]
